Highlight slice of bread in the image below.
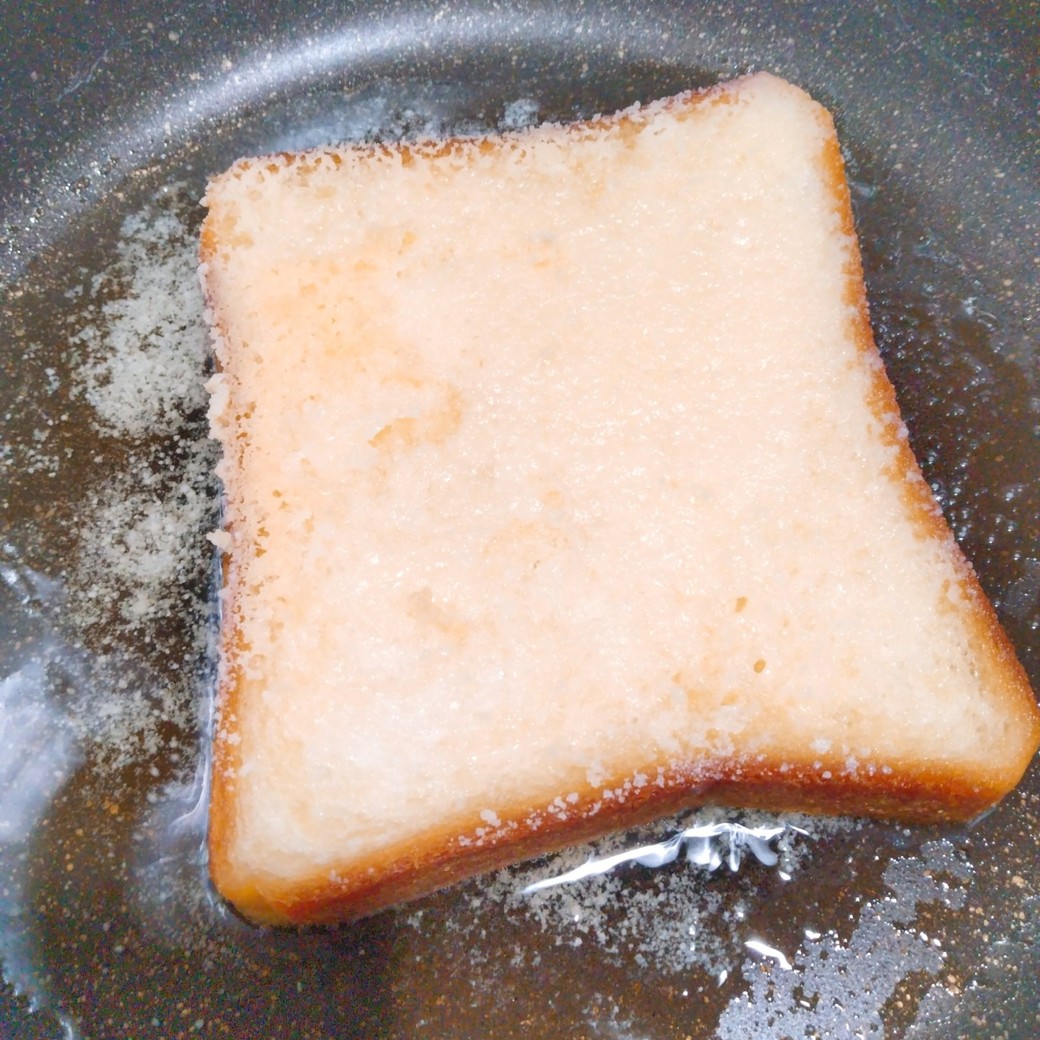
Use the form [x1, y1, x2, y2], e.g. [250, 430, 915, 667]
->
[200, 72, 1040, 926]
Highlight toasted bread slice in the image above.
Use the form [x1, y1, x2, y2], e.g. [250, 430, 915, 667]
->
[199, 72, 1040, 926]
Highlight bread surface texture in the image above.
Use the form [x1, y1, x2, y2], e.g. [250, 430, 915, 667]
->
[200, 72, 1040, 926]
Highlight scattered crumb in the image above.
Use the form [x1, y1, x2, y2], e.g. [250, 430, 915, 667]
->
[420, 810, 859, 977]
[500, 98, 541, 131]
[72, 191, 211, 439]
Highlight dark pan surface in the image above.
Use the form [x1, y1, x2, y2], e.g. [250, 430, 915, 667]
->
[1, 2, 1038, 1037]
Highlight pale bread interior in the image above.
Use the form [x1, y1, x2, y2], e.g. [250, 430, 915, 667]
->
[201, 73, 1040, 923]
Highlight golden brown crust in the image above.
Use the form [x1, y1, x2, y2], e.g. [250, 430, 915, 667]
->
[196, 242, 250, 915]
[816, 98, 1040, 767]
[228, 752, 1016, 926]
[205, 560, 246, 917]
[201, 72, 1040, 928]
[198, 267, 311, 924]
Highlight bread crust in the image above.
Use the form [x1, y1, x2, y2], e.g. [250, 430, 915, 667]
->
[215, 753, 1022, 927]
[815, 107, 1040, 777]
[200, 72, 1040, 927]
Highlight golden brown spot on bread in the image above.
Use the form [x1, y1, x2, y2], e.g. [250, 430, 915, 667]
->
[198, 222, 218, 260]
[368, 387, 464, 453]
[407, 587, 471, 644]
[206, 211, 254, 252]
[424, 388, 464, 442]
[368, 416, 420, 451]
[613, 117, 643, 149]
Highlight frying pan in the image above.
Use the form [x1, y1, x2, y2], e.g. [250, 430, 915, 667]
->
[1, 1, 1038, 1037]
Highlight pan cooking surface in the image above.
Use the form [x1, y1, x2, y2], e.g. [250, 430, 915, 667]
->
[1, 2, 1038, 1037]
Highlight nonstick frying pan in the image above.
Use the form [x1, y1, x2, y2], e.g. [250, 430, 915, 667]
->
[1, 2, 1038, 1037]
